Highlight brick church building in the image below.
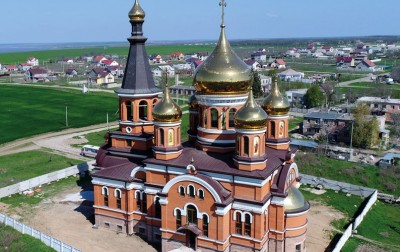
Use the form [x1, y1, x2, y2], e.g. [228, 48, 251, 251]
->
[92, 1, 309, 251]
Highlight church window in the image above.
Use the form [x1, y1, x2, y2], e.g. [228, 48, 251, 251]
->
[168, 129, 174, 146]
[295, 244, 301, 252]
[202, 214, 209, 237]
[244, 213, 252, 236]
[125, 101, 133, 121]
[176, 209, 182, 229]
[271, 121, 276, 138]
[235, 212, 242, 234]
[211, 108, 218, 128]
[229, 108, 236, 128]
[135, 191, 141, 211]
[187, 205, 198, 225]
[139, 101, 148, 120]
[142, 192, 147, 213]
[102, 187, 109, 207]
[155, 197, 161, 219]
[188, 185, 195, 198]
[179, 186, 185, 197]
[254, 136, 260, 156]
[159, 128, 164, 146]
[243, 136, 249, 156]
[198, 189, 204, 200]
[115, 189, 122, 209]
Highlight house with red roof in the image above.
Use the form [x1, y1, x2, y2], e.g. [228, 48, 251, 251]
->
[25, 68, 48, 81]
[102, 59, 119, 67]
[170, 52, 184, 61]
[271, 58, 286, 69]
[89, 68, 115, 84]
[63, 58, 74, 64]
[18, 63, 33, 71]
[106, 66, 124, 77]
[93, 56, 107, 64]
[336, 56, 355, 68]
[27, 57, 39, 66]
[306, 44, 315, 50]
[321, 46, 334, 53]
[356, 59, 382, 72]
[244, 60, 261, 70]
[4, 65, 18, 72]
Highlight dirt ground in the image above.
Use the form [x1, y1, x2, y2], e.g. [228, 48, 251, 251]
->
[0, 184, 345, 252]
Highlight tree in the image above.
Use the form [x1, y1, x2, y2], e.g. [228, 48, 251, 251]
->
[319, 82, 336, 108]
[390, 112, 400, 140]
[252, 71, 264, 98]
[352, 103, 379, 148]
[391, 66, 400, 82]
[304, 85, 324, 108]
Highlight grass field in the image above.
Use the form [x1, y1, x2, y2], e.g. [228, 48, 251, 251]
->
[0, 85, 118, 144]
[297, 152, 400, 195]
[289, 116, 303, 131]
[0, 44, 216, 64]
[0, 150, 81, 188]
[0, 223, 55, 252]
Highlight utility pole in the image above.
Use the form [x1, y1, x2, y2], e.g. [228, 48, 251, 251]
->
[107, 112, 109, 131]
[66, 106, 68, 127]
[349, 121, 354, 161]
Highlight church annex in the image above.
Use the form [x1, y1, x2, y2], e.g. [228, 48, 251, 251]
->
[92, 1, 309, 251]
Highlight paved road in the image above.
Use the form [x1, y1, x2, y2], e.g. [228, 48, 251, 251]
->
[338, 74, 374, 87]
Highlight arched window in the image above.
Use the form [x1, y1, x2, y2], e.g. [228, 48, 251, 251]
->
[202, 214, 209, 237]
[211, 108, 218, 128]
[235, 212, 242, 234]
[176, 209, 182, 229]
[179, 186, 185, 197]
[159, 128, 164, 146]
[115, 189, 122, 209]
[187, 205, 197, 225]
[153, 98, 158, 107]
[135, 191, 141, 211]
[142, 192, 147, 213]
[188, 185, 195, 198]
[139, 101, 148, 120]
[254, 136, 260, 156]
[244, 214, 251, 236]
[102, 187, 109, 207]
[198, 189, 204, 200]
[243, 136, 249, 156]
[229, 108, 236, 128]
[271, 121, 276, 138]
[168, 129, 174, 146]
[155, 197, 161, 219]
[125, 101, 133, 121]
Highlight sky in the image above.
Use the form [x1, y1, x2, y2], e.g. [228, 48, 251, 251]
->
[0, 0, 399, 44]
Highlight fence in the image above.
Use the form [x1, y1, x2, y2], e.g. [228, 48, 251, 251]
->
[300, 173, 375, 197]
[290, 107, 318, 114]
[0, 160, 95, 199]
[353, 190, 378, 230]
[0, 213, 80, 252]
[332, 223, 354, 252]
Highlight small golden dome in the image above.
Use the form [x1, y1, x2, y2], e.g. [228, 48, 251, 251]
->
[234, 89, 268, 130]
[284, 185, 306, 211]
[261, 78, 290, 115]
[128, 0, 145, 21]
[153, 81, 182, 123]
[188, 94, 199, 110]
[193, 26, 252, 95]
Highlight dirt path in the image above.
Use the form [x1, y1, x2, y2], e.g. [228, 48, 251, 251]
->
[306, 201, 345, 252]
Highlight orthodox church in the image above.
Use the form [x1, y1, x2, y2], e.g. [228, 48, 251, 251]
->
[92, 1, 309, 251]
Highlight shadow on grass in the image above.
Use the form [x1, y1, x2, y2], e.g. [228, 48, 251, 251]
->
[73, 173, 95, 225]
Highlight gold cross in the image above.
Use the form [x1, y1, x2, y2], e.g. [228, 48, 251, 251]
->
[219, 0, 227, 26]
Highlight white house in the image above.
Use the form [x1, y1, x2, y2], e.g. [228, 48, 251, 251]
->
[106, 66, 124, 77]
[89, 68, 114, 84]
[356, 60, 381, 72]
[285, 89, 307, 106]
[158, 65, 175, 77]
[259, 74, 272, 93]
[244, 60, 261, 70]
[278, 69, 305, 81]
[18, 63, 33, 71]
[251, 52, 267, 62]
[102, 60, 119, 67]
[25, 68, 48, 81]
[271, 59, 286, 69]
[27, 57, 39, 66]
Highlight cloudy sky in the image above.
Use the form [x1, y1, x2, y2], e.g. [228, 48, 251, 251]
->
[0, 0, 399, 44]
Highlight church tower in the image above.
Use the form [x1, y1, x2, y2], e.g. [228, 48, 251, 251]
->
[152, 72, 183, 160]
[261, 78, 291, 150]
[109, 0, 162, 157]
[233, 88, 268, 171]
[192, 6, 252, 153]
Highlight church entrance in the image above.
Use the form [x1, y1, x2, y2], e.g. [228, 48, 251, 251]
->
[186, 230, 197, 250]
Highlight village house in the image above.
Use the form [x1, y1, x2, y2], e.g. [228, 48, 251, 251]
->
[18, 63, 33, 72]
[62, 58, 74, 64]
[259, 74, 272, 93]
[306, 44, 315, 51]
[321, 46, 334, 53]
[170, 52, 184, 61]
[106, 66, 124, 77]
[356, 59, 382, 72]
[149, 54, 163, 64]
[25, 68, 48, 81]
[357, 96, 400, 121]
[271, 58, 286, 69]
[66, 68, 78, 77]
[27, 57, 39, 66]
[197, 52, 209, 61]
[89, 68, 115, 84]
[93, 56, 108, 65]
[251, 51, 267, 62]
[4, 65, 18, 72]
[278, 69, 305, 82]
[101, 59, 119, 67]
[286, 89, 307, 107]
[244, 60, 261, 70]
[158, 65, 175, 77]
[336, 56, 355, 68]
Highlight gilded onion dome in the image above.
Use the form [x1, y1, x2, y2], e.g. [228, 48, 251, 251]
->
[128, 0, 145, 21]
[261, 78, 290, 115]
[153, 81, 182, 123]
[193, 25, 252, 95]
[188, 94, 199, 110]
[284, 185, 306, 211]
[234, 89, 268, 130]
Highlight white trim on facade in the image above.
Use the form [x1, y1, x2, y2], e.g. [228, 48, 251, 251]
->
[197, 136, 235, 144]
[271, 196, 285, 206]
[197, 127, 236, 135]
[154, 121, 181, 127]
[118, 93, 162, 98]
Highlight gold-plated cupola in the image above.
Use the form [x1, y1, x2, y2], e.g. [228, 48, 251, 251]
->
[128, 0, 145, 21]
[193, 3, 251, 96]
[234, 89, 268, 130]
[261, 78, 290, 116]
[152, 74, 182, 122]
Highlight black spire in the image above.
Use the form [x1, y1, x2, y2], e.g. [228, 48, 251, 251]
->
[116, 1, 161, 95]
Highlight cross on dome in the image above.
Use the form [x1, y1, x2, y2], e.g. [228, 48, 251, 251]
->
[219, 0, 227, 27]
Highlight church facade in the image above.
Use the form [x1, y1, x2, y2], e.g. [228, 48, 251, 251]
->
[92, 1, 309, 251]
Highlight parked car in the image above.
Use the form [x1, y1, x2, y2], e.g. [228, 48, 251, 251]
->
[80, 145, 99, 158]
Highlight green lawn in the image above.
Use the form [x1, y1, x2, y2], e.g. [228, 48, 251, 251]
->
[297, 152, 400, 195]
[0, 85, 118, 144]
[0, 150, 81, 188]
[0, 223, 55, 252]
[289, 116, 303, 131]
[0, 44, 215, 64]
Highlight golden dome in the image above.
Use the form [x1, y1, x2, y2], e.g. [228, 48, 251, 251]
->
[188, 94, 199, 110]
[193, 26, 252, 95]
[284, 185, 306, 211]
[234, 89, 268, 130]
[261, 78, 290, 115]
[153, 82, 182, 123]
[128, 0, 145, 21]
